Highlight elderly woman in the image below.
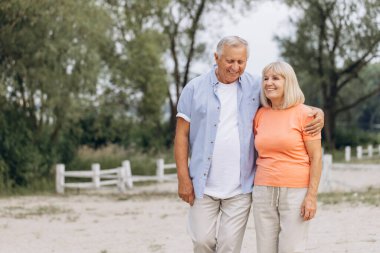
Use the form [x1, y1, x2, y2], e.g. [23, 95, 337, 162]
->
[252, 61, 322, 253]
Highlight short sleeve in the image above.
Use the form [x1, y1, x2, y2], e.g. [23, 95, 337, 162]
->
[300, 105, 322, 141]
[176, 84, 193, 122]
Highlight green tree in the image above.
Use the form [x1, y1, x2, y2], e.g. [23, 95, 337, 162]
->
[344, 63, 380, 130]
[0, 0, 112, 189]
[101, 0, 170, 150]
[103, 0, 256, 146]
[277, 0, 380, 149]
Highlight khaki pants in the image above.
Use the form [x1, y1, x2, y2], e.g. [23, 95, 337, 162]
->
[252, 186, 309, 253]
[187, 193, 252, 253]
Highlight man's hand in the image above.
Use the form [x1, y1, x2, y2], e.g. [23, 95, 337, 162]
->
[305, 107, 324, 136]
[174, 117, 194, 205]
[178, 176, 195, 206]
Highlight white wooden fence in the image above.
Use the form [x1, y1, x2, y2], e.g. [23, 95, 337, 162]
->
[57, 154, 376, 194]
[344, 144, 380, 161]
[128, 158, 177, 187]
[56, 159, 177, 193]
[56, 161, 133, 194]
[319, 154, 332, 192]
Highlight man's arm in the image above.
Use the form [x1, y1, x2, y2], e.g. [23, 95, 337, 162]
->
[305, 106, 324, 136]
[174, 117, 195, 206]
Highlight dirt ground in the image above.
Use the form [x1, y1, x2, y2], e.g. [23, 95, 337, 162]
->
[0, 166, 379, 253]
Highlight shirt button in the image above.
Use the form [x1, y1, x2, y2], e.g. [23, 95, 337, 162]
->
[214, 124, 217, 127]
[217, 106, 220, 109]
[210, 141, 214, 144]
[204, 173, 207, 176]
[208, 157, 211, 160]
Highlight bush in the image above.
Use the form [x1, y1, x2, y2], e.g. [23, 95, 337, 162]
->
[334, 127, 380, 149]
[67, 145, 174, 176]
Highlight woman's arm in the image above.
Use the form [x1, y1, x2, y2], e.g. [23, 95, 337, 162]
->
[301, 139, 322, 221]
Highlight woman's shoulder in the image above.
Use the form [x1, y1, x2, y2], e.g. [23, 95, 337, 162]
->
[293, 104, 315, 124]
[294, 103, 313, 115]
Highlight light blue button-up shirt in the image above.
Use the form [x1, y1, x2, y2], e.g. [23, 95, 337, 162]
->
[176, 68, 261, 198]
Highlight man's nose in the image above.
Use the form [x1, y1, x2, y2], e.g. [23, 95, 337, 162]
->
[231, 62, 239, 71]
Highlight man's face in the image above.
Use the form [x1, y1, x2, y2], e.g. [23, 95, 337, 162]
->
[214, 45, 248, 84]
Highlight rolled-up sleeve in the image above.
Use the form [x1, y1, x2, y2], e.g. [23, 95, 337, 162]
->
[176, 84, 193, 122]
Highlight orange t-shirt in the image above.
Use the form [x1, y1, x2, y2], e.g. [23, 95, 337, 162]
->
[253, 104, 321, 188]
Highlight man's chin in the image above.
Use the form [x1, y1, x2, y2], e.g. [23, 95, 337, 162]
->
[227, 76, 239, 83]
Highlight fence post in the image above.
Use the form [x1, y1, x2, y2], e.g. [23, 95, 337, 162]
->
[56, 164, 65, 194]
[357, 146, 363, 159]
[123, 160, 133, 188]
[345, 146, 351, 162]
[117, 167, 127, 193]
[319, 154, 332, 192]
[156, 158, 165, 183]
[368, 145, 373, 158]
[92, 163, 100, 190]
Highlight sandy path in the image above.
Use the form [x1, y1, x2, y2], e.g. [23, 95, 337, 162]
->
[0, 166, 379, 253]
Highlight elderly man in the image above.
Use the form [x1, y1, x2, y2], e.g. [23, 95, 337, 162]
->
[174, 36, 323, 253]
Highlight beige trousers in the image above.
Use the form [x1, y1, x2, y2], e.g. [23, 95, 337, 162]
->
[187, 193, 252, 253]
[252, 186, 309, 253]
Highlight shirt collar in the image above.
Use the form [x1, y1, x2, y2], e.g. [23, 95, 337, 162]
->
[211, 65, 243, 87]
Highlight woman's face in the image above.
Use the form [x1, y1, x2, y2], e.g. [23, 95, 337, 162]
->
[263, 69, 285, 106]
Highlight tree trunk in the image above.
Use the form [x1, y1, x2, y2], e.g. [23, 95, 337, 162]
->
[323, 92, 337, 150]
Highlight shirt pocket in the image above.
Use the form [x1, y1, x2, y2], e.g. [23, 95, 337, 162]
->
[192, 97, 208, 120]
[247, 97, 259, 119]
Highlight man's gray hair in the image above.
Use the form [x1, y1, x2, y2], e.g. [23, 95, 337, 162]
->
[216, 36, 249, 58]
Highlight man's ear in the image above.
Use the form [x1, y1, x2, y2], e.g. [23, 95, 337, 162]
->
[214, 52, 218, 62]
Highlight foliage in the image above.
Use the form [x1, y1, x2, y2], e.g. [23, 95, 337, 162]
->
[277, 0, 380, 149]
[318, 187, 380, 206]
[342, 63, 380, 130]
[68, 145, 175, 176]
[334, 127, 380, 149]
[0, 0, 113, 190]
[97, 1, 170, 150]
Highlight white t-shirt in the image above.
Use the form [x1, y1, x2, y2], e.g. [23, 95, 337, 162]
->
[204, 81, 242, 198]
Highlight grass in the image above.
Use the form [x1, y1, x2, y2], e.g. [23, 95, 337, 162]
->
[1, 204, 73, 219]
[115, 191, 178, 201]
[328, 146, 380, 163]
[318, 187, 380, 206]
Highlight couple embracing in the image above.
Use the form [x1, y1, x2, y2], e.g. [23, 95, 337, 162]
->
[174, 36, 323, 253]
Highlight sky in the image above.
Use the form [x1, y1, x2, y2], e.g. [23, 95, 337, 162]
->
[198, 1, 292, 76]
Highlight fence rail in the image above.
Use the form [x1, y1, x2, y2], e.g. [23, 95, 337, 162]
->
[345, 144, 380, 161]
[56, 154, 379, 194]
[55, 159, 177, 193]
[56, 161, 132, 194]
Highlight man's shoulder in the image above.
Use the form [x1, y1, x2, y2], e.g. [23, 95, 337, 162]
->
[190, 70, 213, 84]
[185, 70, 213, 90]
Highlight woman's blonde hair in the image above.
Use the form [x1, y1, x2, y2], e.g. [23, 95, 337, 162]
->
[260, 61, 305, 109]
